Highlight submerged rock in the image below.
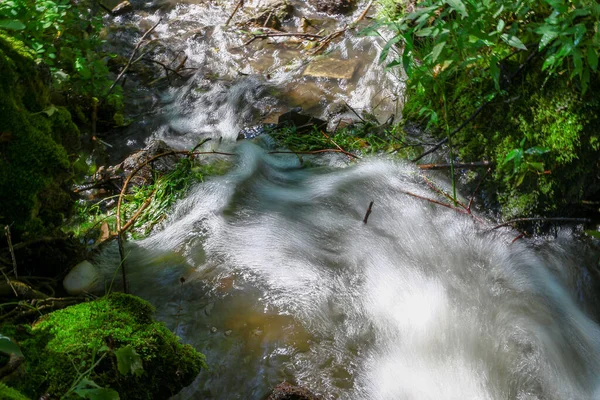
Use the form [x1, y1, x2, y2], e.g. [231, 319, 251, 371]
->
[63, 260, 102, 295]
[268, 382, 321, 400]
[112, 0, 133, 15]
[309, 0, 354, 14]
[110, 139, 181, 189]
[245, 0, 293, 29]
[303, 58, 358, 80]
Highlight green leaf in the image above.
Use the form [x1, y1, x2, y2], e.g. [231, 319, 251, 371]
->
[584, 230, 600, 239]
[430, 41, 446, 63]
[496, 19, 505, 33]
[500, 33, 527, 50]
[527, 162, 545, 172]
[0, 19, 26, 30]
[379, 35, 402, 64]
[524, 146, 550, 155]
[445, 0, 468, 18]
[536, 25, 559, 50]
[490, 56, 500, 90]
[115, 345, 144, 377]
[504, 148, 523, 170]
[587, 45, 598, 71]
[41, 105, 58, 117]
[74, 378, 120, 400]
[0, 335, 23, 357]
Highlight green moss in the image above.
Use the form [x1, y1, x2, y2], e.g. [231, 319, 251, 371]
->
[0, 383, 30, 400]
[0, 33, 80, 237]
[404, 56, 600, 218]
[9, 293, 206, 399]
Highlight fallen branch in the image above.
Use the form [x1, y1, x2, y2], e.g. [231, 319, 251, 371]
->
[311, 27, 346, 54]
[363, 201, 374, 224]
[103, 19, 162, 104]
[141, 57, 185, 81]
[320, 130, 358, 161]
[115, 149, 235, 292]
[245, 32, 324, 46]
[353, 0, 374, 25]
[491, 217, 591, 230]
[4, 226, 17, 278]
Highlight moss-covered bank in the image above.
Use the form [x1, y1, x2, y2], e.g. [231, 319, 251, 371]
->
[2, 293, 206, 399]
[404, 56, 600, 219]
[0, 33, 80, 238]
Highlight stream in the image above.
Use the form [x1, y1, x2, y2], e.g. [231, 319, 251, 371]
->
[94, 0, 600, 398]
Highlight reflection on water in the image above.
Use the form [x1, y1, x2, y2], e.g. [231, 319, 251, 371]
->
[95, 141, 600, 399]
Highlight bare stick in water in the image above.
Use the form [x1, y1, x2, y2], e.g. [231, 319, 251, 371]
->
[363, 201, 374, 224]
[225, 0, 244, 26]
[4, 226, 17, 278]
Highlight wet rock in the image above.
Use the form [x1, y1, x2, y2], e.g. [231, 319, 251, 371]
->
[277, 110, 327, 133]
[109, 140, 181, 190]
[303, 58, 358, 80]
[210, 326, 218, 333]
[63, 261, 102, 295]
[267, 382, 320, 400]
[245, 0, 292, 29]
[237, 124, 276, 140]
[309, 0, 354, 14]
[112, 0, 133, 15]
[224, 330, 232, 336]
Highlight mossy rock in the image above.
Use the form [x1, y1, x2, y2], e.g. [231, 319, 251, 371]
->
[0, 383, 30, 400]
[5, 293, 206, 399]
[0, 33, 80, 238]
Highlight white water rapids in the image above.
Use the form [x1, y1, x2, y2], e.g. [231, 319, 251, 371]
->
[95, 142, 600, 399]
[95, 1, 600, 398]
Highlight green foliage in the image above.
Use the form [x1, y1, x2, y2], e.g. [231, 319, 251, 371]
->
[376, 0, 600, 217]
[7, 293, 207, 399]
[0, 333, 23, 357]
[268, 123, 417, 158]
[0, 33, 80, 236]
[67, 157, 232, 241]
[0, 383, 30, 400]
[0, 0, 123, 119]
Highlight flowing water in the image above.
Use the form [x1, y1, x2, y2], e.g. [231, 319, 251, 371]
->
[96, 142, 600, 399]
[96, 1, 600, 398]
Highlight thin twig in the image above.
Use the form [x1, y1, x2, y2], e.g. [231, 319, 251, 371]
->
[491, 217, 591, 230]
[225, 0, 244, 26]
[467, 167, 491, 213]
[353, 0, 374, 24]
[115, 149, 236, 291]
[141, 58, 185, 79]
[0, 269, 18, 297]
[245, 32, 323, 46]
[363, 201, 374, 224]
[343, 101, 366, 122]
[103, 19, 162, 104]
[421, 176, 467, 210]
[320, 130, 357, 161]
[4, 226, 17, 278]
